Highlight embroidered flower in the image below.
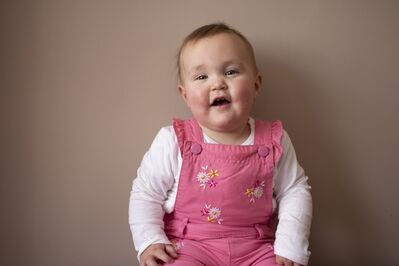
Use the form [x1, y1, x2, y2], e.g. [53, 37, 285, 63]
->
[196, 166, 219, 190]
[208, 207, 221, 219]
[245, 188, 254, 196]
[197, 171, 209, 184]
[201, 204, 223, 224]
[253, 186, 264, 198]
[171, 239, 184, 250]
[208, 169, 219, 178]
[245, 180, 266, 203]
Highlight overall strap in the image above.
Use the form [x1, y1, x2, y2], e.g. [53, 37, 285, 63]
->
[172, 118, 204, 154]
[254, 120, 284, 166]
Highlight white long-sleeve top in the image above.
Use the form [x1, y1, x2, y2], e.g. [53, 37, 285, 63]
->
[129, 118, 312, 265]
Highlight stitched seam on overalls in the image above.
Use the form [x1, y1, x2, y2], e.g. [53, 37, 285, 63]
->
[228, 238, 232, 266]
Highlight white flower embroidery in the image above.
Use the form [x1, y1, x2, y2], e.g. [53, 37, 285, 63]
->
[253, 186, 264, 198]
[208, 207, 221, 219]
[197, 171, 209, 184]
[245, 180, 266, 203]
[201, 204, 223, 224]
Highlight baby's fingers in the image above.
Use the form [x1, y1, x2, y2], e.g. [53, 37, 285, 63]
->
[152, 248, 174, 264]
[276, 255, 294, 266]
[141, 247, 174, 266]
[165, 244, 178, 258]
[141, 255, 161, 266]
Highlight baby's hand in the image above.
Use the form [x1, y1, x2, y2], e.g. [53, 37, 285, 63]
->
[140, 243, 178, 266]
[276, 255, 303, 266]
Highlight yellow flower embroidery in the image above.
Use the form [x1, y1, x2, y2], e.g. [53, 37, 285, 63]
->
[245, 188, 254, 197]
[208, 169, 219, 178]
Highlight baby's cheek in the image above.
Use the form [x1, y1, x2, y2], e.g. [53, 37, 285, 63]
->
[235, 85, 257, 104]
[187, 89, 209, 106]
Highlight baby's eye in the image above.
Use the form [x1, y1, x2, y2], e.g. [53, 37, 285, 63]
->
[195, 74, 208, 80]
[225, 69, 239, 76]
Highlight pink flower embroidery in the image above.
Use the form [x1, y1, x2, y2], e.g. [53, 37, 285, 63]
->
[201, 204, 223, 224]
[245, 180, 266, 203]
[196, 166, 219, 190]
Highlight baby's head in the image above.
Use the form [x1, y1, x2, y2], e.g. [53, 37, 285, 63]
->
[177, 23, 262, 141]
[177, 23, 258, 82]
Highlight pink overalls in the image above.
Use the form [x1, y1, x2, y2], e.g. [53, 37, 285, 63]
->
[164, 118, 283, 266]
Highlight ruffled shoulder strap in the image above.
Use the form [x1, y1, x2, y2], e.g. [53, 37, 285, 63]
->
[254, 119, 284, 166]
[172, 118, 186, 154]
[172, 117, 203, 154]
[271, 120, 283, 165]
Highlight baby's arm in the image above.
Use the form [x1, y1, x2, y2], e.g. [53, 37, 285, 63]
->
[129, 127, 179, 264]
[273, 131, 312, 266]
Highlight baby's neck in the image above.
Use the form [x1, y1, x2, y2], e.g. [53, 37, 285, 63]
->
[201, 123, 250, 145]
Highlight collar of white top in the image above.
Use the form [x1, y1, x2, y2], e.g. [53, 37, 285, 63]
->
[202, 117, 255, 145]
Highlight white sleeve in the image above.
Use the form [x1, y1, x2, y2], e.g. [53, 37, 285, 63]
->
[128, 127, 179, 259]
[273, 131, 312, 265]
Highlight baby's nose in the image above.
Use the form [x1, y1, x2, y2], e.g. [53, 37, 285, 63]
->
[211, 76, 227, 90]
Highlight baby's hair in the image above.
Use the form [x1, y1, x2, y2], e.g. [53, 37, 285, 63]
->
[177, 22, 257, 82]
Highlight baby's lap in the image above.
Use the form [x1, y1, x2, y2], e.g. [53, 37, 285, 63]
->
[166, 256, 278, 266]
[166, 238, 278, 266]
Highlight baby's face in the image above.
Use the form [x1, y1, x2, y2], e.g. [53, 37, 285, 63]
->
[178, 33, 261, 134]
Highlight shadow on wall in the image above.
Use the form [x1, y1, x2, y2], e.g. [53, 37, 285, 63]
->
[253, 52, 370, 266]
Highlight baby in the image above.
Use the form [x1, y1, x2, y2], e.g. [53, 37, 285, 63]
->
[129, 23, 312, 266]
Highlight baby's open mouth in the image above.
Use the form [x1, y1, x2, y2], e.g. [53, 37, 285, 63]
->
[211, 97, 231, 106]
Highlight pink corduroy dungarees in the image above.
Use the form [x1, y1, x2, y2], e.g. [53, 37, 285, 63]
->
[164, 118, 283, 266]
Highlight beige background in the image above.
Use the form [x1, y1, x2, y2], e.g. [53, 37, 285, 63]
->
[1, 1, 398, 265]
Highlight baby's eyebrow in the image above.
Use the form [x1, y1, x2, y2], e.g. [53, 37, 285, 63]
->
[222, 60, 244, 68]
[187, 64, 206, 74]
[188, 61, 241, 71]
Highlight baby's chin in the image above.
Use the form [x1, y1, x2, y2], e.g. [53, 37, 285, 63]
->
[199, 117, 249, 134]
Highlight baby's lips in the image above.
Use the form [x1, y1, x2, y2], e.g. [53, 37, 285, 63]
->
[210, 96, 231, 106]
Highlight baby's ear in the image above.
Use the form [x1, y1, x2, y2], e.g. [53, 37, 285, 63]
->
[254, 73, 262, 97]
[178, 84, 189, 104]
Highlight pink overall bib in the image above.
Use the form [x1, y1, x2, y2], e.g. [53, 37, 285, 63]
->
[164, 118, 283, 266]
